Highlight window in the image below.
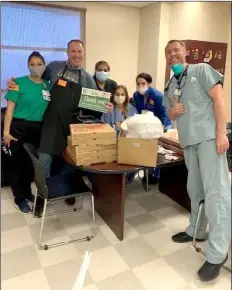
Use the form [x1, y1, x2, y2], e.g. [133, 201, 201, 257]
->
[1, 2, 86, 107]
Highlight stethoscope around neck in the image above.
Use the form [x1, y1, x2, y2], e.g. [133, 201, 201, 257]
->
[165, 65, 189, 105]
[164, 65, 189, 92]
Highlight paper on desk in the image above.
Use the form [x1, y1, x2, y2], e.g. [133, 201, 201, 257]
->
[158, 145, 174, 155]
[158, 145, 179, 161]
[165, 154, 179, 161]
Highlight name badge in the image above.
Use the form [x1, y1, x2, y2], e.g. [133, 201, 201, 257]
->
[58, 79, 67, 87]
[42, 90, 51, 101]
[174, 89, 181, 96]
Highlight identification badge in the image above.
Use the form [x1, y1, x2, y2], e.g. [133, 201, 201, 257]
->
[174, 89, 181, 96]
[42, 90, 51, 101]
[58, 79, 67, 87]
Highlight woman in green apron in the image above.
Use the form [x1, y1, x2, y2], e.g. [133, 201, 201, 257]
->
[3, 51, 50, 214]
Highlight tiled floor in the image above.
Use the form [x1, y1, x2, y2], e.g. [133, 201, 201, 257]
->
[1, 178, 231, 290]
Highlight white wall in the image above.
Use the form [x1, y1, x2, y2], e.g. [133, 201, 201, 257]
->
[138, 3, 161, 85]
[49, 1, 140, 97]
[156, 3, 171, 92]
[169, 2, 230, 43]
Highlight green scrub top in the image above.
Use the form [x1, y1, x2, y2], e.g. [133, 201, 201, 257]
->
[163, 63, 223, 148]
[5, 76, 51, 122]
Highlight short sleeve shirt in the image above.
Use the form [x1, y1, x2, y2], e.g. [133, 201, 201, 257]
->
[162, 63, 223, 148]
[5, 76, 50, 121]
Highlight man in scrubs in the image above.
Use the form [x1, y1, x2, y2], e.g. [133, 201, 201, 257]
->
[163, 40, 231, 281]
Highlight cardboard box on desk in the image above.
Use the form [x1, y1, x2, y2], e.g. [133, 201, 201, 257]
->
[117, 135, 158, 167]
[67, 123, 117, 166]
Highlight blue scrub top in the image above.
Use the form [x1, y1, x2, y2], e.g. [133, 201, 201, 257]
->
[101, 103, 137, 128]
[133, 87, 171, 128]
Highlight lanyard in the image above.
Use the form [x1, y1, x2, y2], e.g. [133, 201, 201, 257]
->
[166, 65, 189, 105]
[176, 64, 189, 91]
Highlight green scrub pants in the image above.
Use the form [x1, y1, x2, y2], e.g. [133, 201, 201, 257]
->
[183, 139, 231, 264]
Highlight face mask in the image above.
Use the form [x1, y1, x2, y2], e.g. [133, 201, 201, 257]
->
[171, 63, 184, 76]
[114, 95, 126, 105]
[95, 71, 109, 82]
[29, 65, 45, 77]
[138, 87, 148, 95]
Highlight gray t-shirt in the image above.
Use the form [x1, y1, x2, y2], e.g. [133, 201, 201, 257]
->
[43, 61, 97, 89]
[163, 63, 223, 149]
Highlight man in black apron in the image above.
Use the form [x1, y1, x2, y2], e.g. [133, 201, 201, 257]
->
[38, 41, 113, 209]
[7, 40, 113, 210]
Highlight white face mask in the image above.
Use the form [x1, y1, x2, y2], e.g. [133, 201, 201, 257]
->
[137, 86, 148, 95]
[114, 95, 126, 105]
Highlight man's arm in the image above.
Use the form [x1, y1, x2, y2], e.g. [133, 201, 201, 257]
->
[198, 63, 228, 154]
[209, 84, 227, 136]
[85, 73, 98, 90]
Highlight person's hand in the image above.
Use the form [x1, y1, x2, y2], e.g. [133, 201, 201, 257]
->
[3, 133, 17, 147]
[7, 77, 17, 90]
[216, 134, 229, 155]
[106, 102, 114, 113]
[171, 96, 186, 116]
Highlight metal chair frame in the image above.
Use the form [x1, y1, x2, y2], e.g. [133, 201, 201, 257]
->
[24, 144, 96, 250]
[193, 199, 231, 273]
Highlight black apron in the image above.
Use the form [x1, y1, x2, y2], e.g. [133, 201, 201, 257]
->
[39, 66, 92, 156]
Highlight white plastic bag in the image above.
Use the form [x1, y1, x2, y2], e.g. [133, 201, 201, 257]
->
[124, 112, 163, 139]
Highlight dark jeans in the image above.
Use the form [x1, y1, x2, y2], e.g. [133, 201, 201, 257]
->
[3, 118, 41, 204]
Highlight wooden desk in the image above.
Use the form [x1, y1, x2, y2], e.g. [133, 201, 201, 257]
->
[63, 149, 184, 241]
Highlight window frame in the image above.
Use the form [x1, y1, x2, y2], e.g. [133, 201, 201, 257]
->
[1, 1, 87, 102]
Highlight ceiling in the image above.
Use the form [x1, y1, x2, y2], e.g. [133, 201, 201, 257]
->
[107, 1, 154, 8]
[107, 1, 231, 8]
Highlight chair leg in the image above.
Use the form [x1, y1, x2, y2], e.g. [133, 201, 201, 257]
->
[32, 188, 38, 217]
[145, 169, 149, 192]
[192, 200, 205, 252]
[90, 193, 96, 238]
[39, 199, 48, 250]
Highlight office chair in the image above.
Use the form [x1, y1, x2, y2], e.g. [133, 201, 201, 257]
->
[23, 143, 96, 250]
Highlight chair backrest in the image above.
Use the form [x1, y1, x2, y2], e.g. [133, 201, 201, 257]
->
[23, 143, 48, 198]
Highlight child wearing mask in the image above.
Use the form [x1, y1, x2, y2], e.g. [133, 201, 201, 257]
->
[101, 85, 137, 135]
[3, 51, 50, 214]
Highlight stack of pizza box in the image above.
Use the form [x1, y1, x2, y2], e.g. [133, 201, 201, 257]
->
[67, 123, 117, 166]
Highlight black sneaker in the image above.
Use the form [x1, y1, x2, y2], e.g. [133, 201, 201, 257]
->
[172, 232, 205, 243]
[15, 200, 31, 215]
[65, 197, 76, 206]
[198, 255, 228, 281]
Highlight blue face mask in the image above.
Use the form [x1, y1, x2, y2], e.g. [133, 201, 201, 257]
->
[95, 71, 109, 82]
[171, 63, 184, 76]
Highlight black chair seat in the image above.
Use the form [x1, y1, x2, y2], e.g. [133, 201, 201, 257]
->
[46, 172, 90, 199]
